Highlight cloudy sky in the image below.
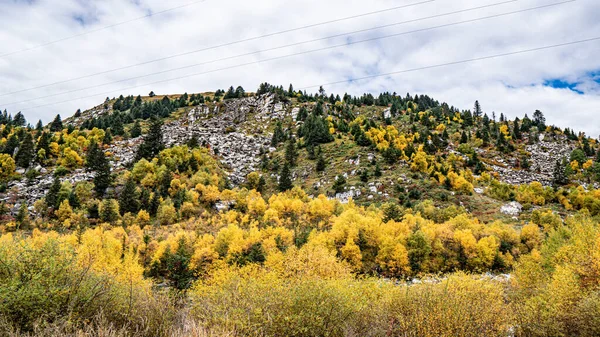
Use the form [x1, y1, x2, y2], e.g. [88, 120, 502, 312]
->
[1, 0, 599, 136]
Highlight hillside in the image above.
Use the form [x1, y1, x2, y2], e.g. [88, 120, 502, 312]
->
[1, 84, 600, 336]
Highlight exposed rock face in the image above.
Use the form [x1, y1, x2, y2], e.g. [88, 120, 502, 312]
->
[4, 169, 95, 213]
[500, 201, 523, 216]
[3, 94, 283, 209]
[332, 188, 362, 204]
[164, 95, 276, 184]
[490, 138, 574, 186]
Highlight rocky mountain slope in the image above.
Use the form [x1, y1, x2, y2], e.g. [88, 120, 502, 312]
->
[0, 85, 599, 226]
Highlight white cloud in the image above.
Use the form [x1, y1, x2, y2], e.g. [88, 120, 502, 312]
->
[0, 0, 599, 137]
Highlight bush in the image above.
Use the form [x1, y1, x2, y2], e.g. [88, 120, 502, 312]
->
[190, 269, 510, 337]
[0, 237, 176, 336]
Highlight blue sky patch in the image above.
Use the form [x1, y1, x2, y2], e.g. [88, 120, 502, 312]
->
[543, 78, 584, 94]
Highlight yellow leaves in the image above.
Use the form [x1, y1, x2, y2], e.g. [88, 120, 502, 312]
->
[56, 200, 73, 223]
[307, 194, 335, 223]
[247, 190, 267, 217]
[366, 127, 390, 151]
[157, 199, 177, 225]
[60, 147, 84, 168]
[435, 123, 446, 133]
[583, 159, 594, 171]
[547, 265, 582, 311]
[340, 237, 362, 270]
[49, 142, 60, 157]
[376, 240, 410, 277]
[475, 236, 500, 270]
[246, 172, 261, 190]
[267, 192, 306, 220]
[410, 150, 429, 173]
[516, 182, 550, 206]
[447, 171, 474, 194]
[0, 153, 15, 181]
[135, 210, 151, 227]
[455, 229, 478, 259]
[265, 244, 352, 279]
[570, 160, 580, 171]
[197, 184, 221, 205]
[520, 223, 542, 252]
[499, 125, 511, 140]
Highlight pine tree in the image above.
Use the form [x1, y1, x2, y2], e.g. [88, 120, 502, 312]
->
[93, 149, 112, 196]
[278, 163, 293, 192]
[136, 117, 164, 160]
[186, 135, 199, 148]
[513, 119, 522, 140]
[12, 112, 25, 127]
[85, 140, 102, 171]
[100, 199, 119, 224]
[46, 176, 61, 209]
[316, 152, 326, 172]
[284, 139, 298, 167]
[103, 130, 113, 144]
[360, 169, 369, 182]
[552, 159, 567, 186]
[302, 112, 333, 147]
[15, 203, 29, 228]
[332, 175, 346, 193]
[15, 133, 34, 168]
[390, 102, 399, 117]
[582, 137, 593, 156]
[271, 121, 285, 146]
[159, 171, 172, 197]
[119, 178, 140, 215]
[460, 131, 468, 144]
[130, 121, 142, 138]
[149, 192, 160, 216]
[374, 163, 382, 177]
[257, 175, 266, 193]
[296, 107, 308, 122]
[473, 100, 482, 118]
[50, 114, 63, 132]
[533, 110, 546, 131]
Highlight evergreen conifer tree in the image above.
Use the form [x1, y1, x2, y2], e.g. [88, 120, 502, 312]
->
[46, 176, 61, 209]
[552, 159, 567, 186]
[136, 117, 164, 160]
[15, 133, 34, 168]
[316, 152, 326, 172]
[473, 100, 482, 118]
[284, 139, 298, 167]
[93, 149, 112, 196]
[119, 178, 140, 215]
[130, 121, 142, 138]
[50, 114, 63, 132]
[278, 163, 293, 192]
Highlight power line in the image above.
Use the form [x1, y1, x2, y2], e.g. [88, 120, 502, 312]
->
[0, 0, 210, 58]
[297, 37, 600, 91]
[2, 0, 572, 107]
[15, 35, 596, 113]
[0, 0, 435, 97]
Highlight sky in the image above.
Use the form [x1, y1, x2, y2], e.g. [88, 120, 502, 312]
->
[0, 0, 599, 137]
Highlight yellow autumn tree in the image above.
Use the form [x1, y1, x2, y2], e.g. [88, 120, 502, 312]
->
[0, 153, 15, 181]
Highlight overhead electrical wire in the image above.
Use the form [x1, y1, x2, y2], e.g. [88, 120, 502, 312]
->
[2, 0, 573, 108]
[0, 0, 436, 97]
[14, 35, 597, 112]
[0, 0, 210, 58]
[1, 0, 524, 106]
[297, 37, 600, 91]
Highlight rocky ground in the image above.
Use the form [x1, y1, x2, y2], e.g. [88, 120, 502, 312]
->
[2, 95, 282, 211]
[490, 137, 574, 186]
